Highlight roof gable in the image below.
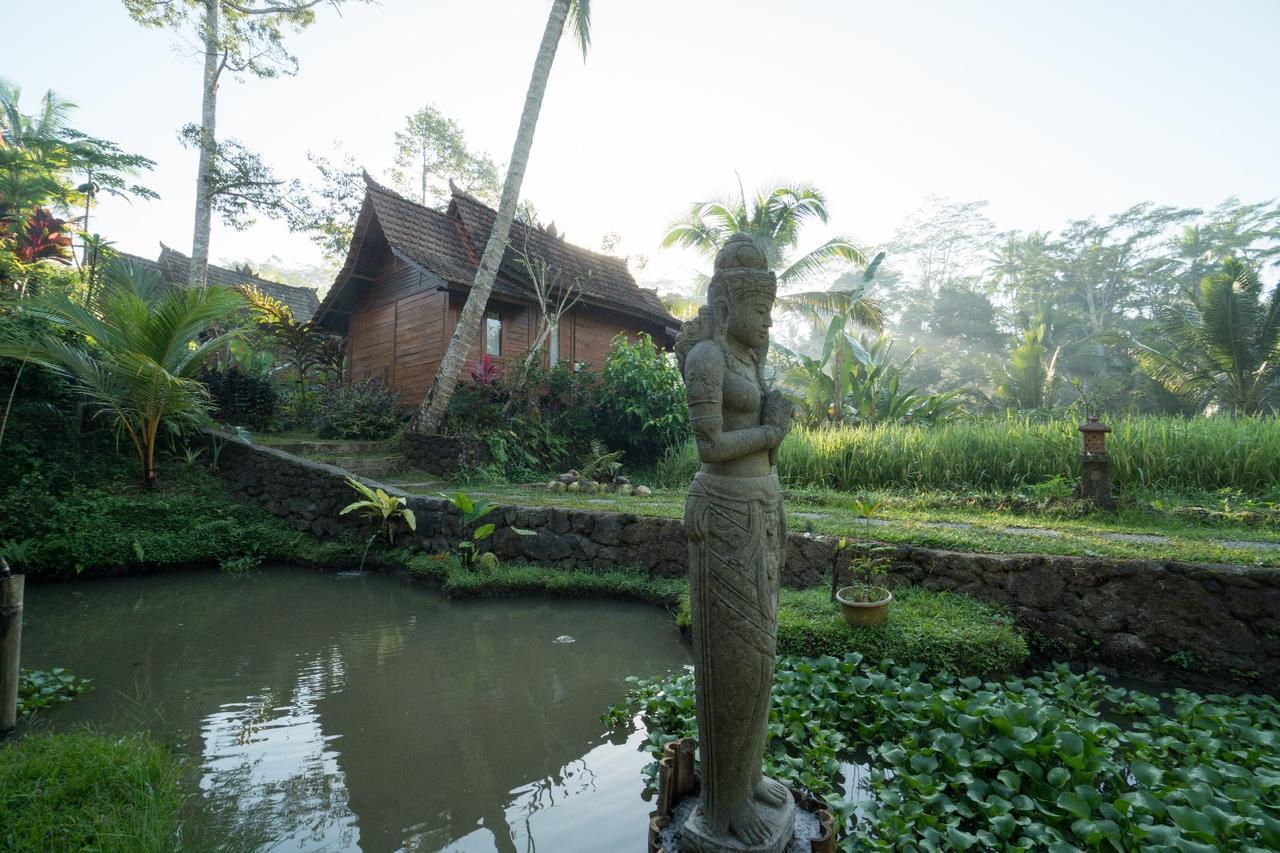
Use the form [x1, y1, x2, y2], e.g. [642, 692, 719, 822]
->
[447, 189, 674, 324]
[314, 175, 676, 330]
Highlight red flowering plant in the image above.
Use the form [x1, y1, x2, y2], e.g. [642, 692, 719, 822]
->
[470, 354, 502, 386]
[14, 208, 73, 265]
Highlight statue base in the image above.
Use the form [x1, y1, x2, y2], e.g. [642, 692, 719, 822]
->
[646, 738, 835, 853]
[680, 788, 796, 852]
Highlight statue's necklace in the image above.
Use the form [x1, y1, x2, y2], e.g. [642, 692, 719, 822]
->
[724, 342, 763, 393]
[726, 342, 756, 369]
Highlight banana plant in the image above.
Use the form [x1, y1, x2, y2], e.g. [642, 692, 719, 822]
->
[772, 315, 870, 423]
[774, 318, 959, 426]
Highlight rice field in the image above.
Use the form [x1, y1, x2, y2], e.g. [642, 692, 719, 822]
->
[653, 415, 1280, 496]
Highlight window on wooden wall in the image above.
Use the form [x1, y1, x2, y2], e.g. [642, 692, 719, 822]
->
[485, 311, 502, 356]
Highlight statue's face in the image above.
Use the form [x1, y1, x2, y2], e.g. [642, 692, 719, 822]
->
[726, 297, 773, 349]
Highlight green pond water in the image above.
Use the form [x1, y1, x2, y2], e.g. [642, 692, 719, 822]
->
[20, 567, 692, 852]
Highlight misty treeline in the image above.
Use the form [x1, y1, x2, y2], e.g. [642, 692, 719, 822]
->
[778, 196, 1280, 419]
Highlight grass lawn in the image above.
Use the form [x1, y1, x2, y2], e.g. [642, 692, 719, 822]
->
[0, 730, 186, 852]
[404, 482, 1280, 567]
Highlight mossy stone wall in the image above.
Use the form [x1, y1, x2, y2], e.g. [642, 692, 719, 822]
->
[210, 431, 1280, 688]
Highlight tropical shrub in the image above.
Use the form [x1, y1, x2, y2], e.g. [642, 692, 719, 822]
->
[597, 333, 689, 466]
[436, 490, 535, 567]
[441, 360, 602, 477]
[316, 378, 400, 440]
[242, 285, 344, 422]
[199, 363, 278, 429]
[0, 260, 245, 482]
[342, 477, 415, 545]
[773, 319, 962, 427]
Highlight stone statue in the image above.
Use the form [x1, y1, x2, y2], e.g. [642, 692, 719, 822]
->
[674, 233, 796, 851]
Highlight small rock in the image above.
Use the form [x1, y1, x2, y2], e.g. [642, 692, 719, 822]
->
[546, 480, 558, 491]
[634, 485, 652, 497]
[615, 475, 630, 486]
[557, 471, 579, 485]
[551, 481, 567, 493]
[617, 484, 634, 496]
[476, 552, 500, 572]
[567, 481, 581, 492]
[554, 635, 575, 644]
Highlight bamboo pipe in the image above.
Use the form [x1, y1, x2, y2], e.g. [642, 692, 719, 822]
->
[0, 558, 22, 736]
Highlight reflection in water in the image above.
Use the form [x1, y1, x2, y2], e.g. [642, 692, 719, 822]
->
[200, 653, 359, 851]
[22, 568, 690, 852]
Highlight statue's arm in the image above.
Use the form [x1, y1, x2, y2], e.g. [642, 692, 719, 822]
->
[685, 343, 781, 463]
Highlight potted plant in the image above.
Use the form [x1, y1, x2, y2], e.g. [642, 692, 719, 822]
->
[835, 498, 893, 627]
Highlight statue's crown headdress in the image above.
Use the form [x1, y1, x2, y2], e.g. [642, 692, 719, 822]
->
[710, 234, 776, 302]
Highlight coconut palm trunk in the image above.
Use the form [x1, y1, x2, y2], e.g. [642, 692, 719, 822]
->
[416, 0, 581, 432]
[189, 0, 221, 288]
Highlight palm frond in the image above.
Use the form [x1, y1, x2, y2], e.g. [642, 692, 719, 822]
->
[568, 0, 592, 59]
[779, 236, 869, 284]
[778, 286, 884, 331]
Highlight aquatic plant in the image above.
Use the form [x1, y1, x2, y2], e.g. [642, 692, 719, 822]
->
[608, 656, 1280, 850]
[17, 667, 92, 716]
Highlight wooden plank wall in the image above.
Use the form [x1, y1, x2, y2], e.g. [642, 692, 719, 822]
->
[570, 306, 660, 368]
[347, 253, 449, 406]
[346, 255, 669, 407]
[395, 288, 447, 403]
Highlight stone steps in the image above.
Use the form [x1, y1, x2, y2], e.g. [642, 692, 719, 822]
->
[316, 454, 407, 479]
[266, 439, 398, 456]
[388, 480, 449, 492]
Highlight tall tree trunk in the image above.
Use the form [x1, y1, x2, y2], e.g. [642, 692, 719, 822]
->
[415, 0, 572, 432]
[189, 0, 221, 288]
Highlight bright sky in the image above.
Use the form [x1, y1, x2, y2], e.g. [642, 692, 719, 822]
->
[8, 0, 1280, 292]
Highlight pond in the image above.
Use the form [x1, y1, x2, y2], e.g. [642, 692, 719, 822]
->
[20, 567, 692, 852]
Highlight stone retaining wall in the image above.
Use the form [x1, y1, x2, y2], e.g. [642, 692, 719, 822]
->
[209, 431, 1280, 687]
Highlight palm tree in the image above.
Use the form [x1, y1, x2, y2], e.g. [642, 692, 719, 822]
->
[416, 0, 591, 432]
[0, 260, 246, 482]
[0, 80, 76, 149]
[999, 323, 1062, 411]
[661, 181, 882, 330]
[1132, 257, 1280, 415]
[0, 80, 78, 217]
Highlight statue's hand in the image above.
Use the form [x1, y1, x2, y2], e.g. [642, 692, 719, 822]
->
[763, 391, 795, 443]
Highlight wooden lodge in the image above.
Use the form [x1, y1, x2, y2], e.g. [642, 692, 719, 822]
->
[118, 244, 321, 322]
[312, 176, 678, 405]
